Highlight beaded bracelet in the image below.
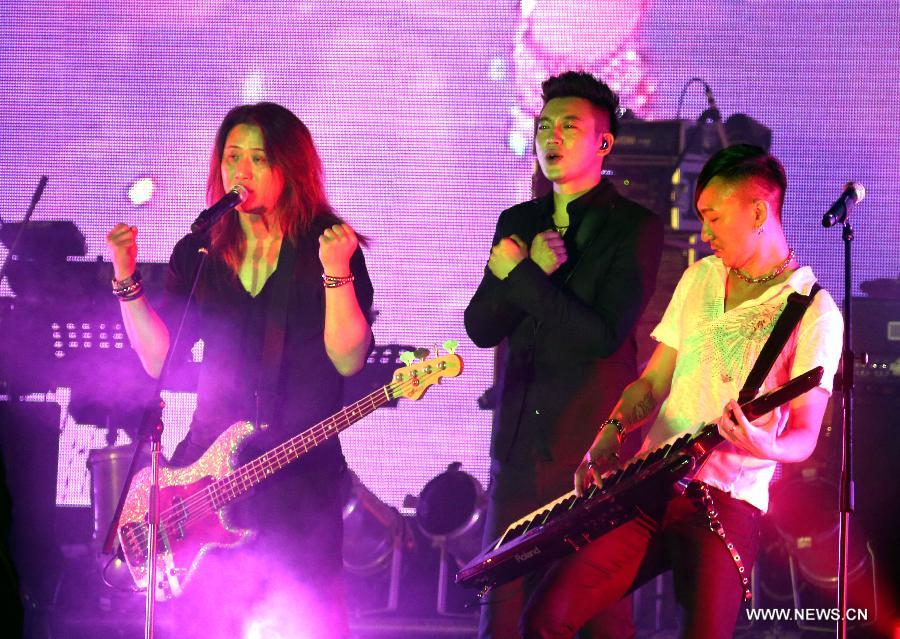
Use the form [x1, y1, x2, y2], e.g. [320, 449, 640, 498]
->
[117, 286, 145, 302]
[599, 418, 626, 442]
[112, 270, 144, 301]
[322, 273, 355, 288]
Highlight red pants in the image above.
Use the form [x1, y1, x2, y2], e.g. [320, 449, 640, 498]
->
[522, 484, 762, 639]
[478, 458, 635, 639]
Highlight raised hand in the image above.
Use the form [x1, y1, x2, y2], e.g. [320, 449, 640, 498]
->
[530, 230, 567, 275]
[318, 223, 359, 276]
[488, 234, 528, 280]
[106, 223, 139, 281]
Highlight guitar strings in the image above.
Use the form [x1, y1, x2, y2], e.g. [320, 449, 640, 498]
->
[124, 379, 404, 551]
[123, 371, 435, 553]
[125, 380, 400, 550]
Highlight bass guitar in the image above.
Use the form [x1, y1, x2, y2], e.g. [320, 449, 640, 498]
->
[118, 350, 463, 600]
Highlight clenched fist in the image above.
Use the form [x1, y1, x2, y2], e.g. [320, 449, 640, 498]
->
[106, 223, 139, 281]
[530, 230, 567, 275]
[319, 223, 358, 277]
[488, 235, 528, 280]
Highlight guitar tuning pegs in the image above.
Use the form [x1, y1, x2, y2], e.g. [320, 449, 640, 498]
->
[399, 350, 415, 366]
[413, 347, 430, 360]
[442, 339, 459, 355]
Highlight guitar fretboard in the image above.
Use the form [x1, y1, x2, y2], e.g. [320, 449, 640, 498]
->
[209, 385, 392, 509]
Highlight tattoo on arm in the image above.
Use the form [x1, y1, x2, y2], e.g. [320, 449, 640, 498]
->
[628, 391, 656, 425]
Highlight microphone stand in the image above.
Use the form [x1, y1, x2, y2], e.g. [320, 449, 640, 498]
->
[670, 79, 729, 190]
[668, 108, 728, 231]
[100, 235, 215, 639]
[824, 204, 857, 639]
[0, 176, 49, 296]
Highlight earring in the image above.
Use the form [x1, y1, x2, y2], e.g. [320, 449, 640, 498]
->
[756, 224, 765, 235]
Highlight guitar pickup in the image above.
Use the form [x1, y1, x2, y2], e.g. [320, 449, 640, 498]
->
[170, 496, 190, 541]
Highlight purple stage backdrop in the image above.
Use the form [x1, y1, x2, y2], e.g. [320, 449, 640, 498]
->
[0, 0, 897, 510]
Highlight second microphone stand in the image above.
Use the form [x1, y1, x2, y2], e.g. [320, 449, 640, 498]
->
[836, 218, 856, 639]
[822, 200, 859, 639]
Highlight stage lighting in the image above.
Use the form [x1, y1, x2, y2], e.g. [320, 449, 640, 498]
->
[414, 462, 486, 566]
[241, 72, 264, 103]
[768, 472, 879, 631]
[488, 58, 506, 81]
[508, 130, 529, 156]
[341, 469, 408, 613]
[412, 462, 485, 616]
[127, 177, 155, 206]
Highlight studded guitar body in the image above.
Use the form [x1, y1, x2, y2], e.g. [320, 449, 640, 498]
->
[115, 351, 463, 600]
[118, 421, 255, 600]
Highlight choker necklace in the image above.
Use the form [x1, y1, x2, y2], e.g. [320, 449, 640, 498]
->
[554, 224, 569, 234]
[731, 248, 795, 284]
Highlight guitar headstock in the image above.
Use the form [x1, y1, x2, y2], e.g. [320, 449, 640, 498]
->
[389, 347, 463, 401]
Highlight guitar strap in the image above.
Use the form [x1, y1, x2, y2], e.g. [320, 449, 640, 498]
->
[737, 282, 822, 404]
[255, 237, 299, 428]
[689, 281, 823, 604]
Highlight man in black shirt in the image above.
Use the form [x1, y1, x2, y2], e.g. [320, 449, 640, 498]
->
[107, 102, 372, 638]
[465, 71, 663, 638]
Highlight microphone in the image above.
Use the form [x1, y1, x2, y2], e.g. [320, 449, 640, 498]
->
[30, 175, 49, 210]
[698, 81, 729, 149]
[701, 82, 719, 118]
[821, 182, 865, 228]
[190, 185, 249, 234]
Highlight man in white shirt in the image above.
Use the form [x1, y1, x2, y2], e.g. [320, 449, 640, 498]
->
[522, 144, 843, 639]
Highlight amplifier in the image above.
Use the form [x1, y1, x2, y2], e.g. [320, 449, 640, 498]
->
[853, 354, 900, 395]
[852, 297, 900, 356]
[603, 154, 708, 230]
[633, 230, 711, 366]
[612, 118, 732, 159]
[612, 119, 686, 157]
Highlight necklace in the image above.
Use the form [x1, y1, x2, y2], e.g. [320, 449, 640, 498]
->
[731, 248, 795, 284]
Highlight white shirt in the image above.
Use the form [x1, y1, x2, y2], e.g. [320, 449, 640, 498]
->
[642, 256, 843, 512]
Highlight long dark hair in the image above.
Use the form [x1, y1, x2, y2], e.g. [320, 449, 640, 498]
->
[206, 102, 332, 273]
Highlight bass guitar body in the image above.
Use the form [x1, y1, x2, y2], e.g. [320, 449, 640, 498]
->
[118, 421, 256, 600]
[115, 348, 463, 600]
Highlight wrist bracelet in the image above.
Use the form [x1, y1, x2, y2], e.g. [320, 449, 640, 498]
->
[112, 269, 141, 290]
[600, 418, 626, 442]
[322, 273, 355, 288]
[112, 270, 144, 299]
[117, 287, 145, 302]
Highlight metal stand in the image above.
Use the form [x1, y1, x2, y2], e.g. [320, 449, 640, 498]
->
[436, 547, 476, 618]
[143, 413, 164, 638]
[0, 176, 48, 303]
[100, 244, 213, 639]
[836, 220, 855, 639]
[669, 77, 729, 190]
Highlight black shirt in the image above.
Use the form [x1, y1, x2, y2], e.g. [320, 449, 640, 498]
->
[162, 216, 374, 459]
[465, 179, 663, 464]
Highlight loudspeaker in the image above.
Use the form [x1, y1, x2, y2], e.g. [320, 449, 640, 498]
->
[850, 386, 900, 623]
[0, 399, 64, 608]
[763, 385, 900, 632]
[0, 445, 24, 637]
